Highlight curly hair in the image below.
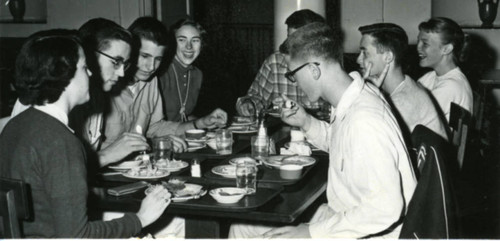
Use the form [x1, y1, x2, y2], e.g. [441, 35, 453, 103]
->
[15, 29, 81, 106]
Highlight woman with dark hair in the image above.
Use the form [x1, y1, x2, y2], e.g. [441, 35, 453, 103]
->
[416, 17, 473, 122]
[0, 30, 171, 238]
[159, 19, 207, 122]
[10, 19, 150, 168]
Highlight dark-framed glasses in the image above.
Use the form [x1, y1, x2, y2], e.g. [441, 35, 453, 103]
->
[94, 49, 131, 71]
[285, 62, 320, 83]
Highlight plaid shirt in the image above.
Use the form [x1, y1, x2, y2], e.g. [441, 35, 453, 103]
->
[242, 52, 327, 110]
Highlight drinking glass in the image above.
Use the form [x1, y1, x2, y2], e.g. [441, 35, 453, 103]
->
[153, 136, 173, 164]
[236, 159, 258, 194]
[216, 129, 233, 155]
[251, 135, 269, 159]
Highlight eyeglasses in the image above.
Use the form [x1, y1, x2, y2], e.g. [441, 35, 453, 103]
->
[94, 49, 131, 71]
[285, 62, 320, 83]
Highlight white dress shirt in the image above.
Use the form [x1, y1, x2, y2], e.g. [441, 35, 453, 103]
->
[305, 72, 417, 238]
[418, 67, 473, 122]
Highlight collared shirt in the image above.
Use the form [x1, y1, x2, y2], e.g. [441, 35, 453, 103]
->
[12, 99, 103, 150]
[11, 100, 73, 133]
[241, 52, 328, 110]
[159, 58, 203, 122]
[417, 67, 473, 122]
[390, 75, 448, 140]
[34, 104, 73, 133]
[305, 72, 417, 238]
[101, 76, 180, 149]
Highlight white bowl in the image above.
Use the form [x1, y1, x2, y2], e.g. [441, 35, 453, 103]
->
[209, 187, 246, 204]
[280, 164, 303, 180]
[185, 129, 206, 140]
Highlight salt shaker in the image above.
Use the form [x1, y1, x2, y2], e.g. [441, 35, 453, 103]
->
[191, 159, 201, 177]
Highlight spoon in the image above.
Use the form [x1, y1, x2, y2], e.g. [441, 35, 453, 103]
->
[219, 191, 241, 196]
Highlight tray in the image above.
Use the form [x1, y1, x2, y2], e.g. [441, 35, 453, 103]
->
[169, 182, 283, 212]
[203, 155, 317, 186]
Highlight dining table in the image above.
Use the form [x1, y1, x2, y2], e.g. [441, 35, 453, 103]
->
[89, 116, 329, 238]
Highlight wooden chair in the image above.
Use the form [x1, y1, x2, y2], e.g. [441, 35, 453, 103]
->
[472, 91, 485, 132]
[400, 125, 459, 239]
[0, 177, 31, 238]
[449, 103, 472, 170]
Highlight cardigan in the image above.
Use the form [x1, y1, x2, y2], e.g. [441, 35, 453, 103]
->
[0, 108, 142, 238]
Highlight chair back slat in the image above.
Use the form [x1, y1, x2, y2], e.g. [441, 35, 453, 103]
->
[449, 103, 471, 170]
[0, 177, 31, 238]
[0, 190, 22, 238]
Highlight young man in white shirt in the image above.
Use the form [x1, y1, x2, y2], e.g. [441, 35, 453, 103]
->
[230, 22, 417, 239]
[357, 23, 449, 141]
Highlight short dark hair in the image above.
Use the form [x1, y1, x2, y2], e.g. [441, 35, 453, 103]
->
[79, 18, 133, 52]
[78, 18, 133, 109]
[287, 22, 343, 64]
[285, 9, 325, 29]
[358, 23, 408, 67]
[15, 29, 81, 105]
[418, 17, 468, 63]
[280, 10, 325, 54]
[129, 16, 169, 46]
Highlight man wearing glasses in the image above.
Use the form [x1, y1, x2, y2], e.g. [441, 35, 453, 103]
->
[235, 9, 330, 120]
[101, 17, 227, 153]
[230, 22, 416, 239]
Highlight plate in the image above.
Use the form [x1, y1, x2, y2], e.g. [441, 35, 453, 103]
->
[228, 125, 258, 134]
[122, 169, 170, 179]
[228, 156, 257, 166]
[211, 165, 236, 178]
[145, 183, 207, 202]
[284, 141, 320, 151]
[187, 142, 207, 152]
[263, 155, 316, 168]
[185, 136, 208, 142]
[206, 132, 216, 138]
[156, 160, 189, 172]
[109, 160, 145, 170]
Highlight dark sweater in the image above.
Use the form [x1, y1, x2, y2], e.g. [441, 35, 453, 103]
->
[0, 108, 142, 238]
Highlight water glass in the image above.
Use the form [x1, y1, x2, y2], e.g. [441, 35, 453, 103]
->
[236, 159, 258, 194]
[153, 136, 172, 164]
[251, 136, 269, 159]
[216, 129, 233, 155]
